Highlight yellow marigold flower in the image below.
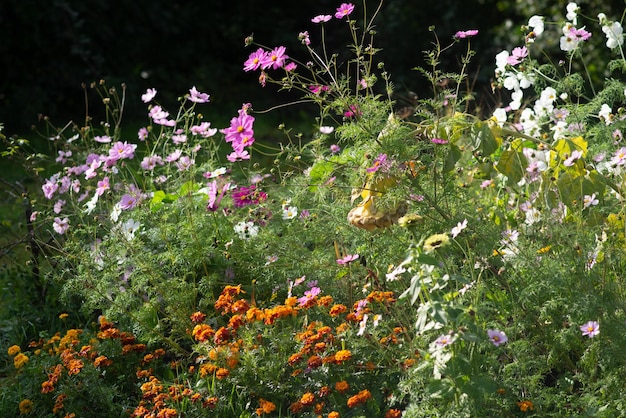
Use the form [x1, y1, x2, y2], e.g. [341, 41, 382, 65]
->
[517, 400, 534, 412]
[7, 345, 20, 356]
[13, 353, 29, 368]
[423, 233, 450, 253]
[58, 313, 69, 320]
[19, 399, 33, 414]
[334, 349, 352, 363]
[537, 245, 551, 254]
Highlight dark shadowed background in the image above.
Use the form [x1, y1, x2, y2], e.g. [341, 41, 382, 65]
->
[1, 0, 623, 138]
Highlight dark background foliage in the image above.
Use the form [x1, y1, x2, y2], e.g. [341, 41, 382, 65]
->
[1, 0, 623, 137]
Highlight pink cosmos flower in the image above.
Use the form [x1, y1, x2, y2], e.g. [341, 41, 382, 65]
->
[487, 329, 508, 346]
[188, 86, 210, 103]
[244, 48, 268, 72]
[53, 217, 70, 234]
[171, 133, 187, 144]
[298, 31, 311, 45]
[56, 150, 72, 163]
[96, 176, 110, 196]
[284, 62, 297, 72]
[42, 178, 59, 200]
[336, 254, 359, 265]
[206, 180, 229, 212]
[580, 320, 599, 338]
[138, 127, 149, 141]
[190, 122, 217, 137]
[53, 199, 65, 214]
[175, 155, 194, 171]
[165, 149, 182, 162]
[312, 14, 332, 23]
[431, 138, 449, 145]
[344, 104, 362, 118]
[366, 153, 388, 173]
[435, 333, 456, 347]
[455, 29, 479, 39]
[231, 185, 267, 208]
[569, 27, 592, 41]
[108, 141, 137, 161]
[94, 135, 112, 143]
[330, 144, 341, 154]
[506, 46, 528, 65]
[141, 88, 157, 103]
[140, 155, 164, 171]
[221, 108, 255, 145]
[261, 46, 289, 70]
[335, 3, 354, 19]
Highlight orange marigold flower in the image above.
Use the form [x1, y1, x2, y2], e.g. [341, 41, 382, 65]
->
[307, 355, 322, 369]
[314, 342, 327, 352]
[347, 389, 371, 408]
[256, 398, 277, 415]
[317, 295, 333, 307]
[334, 349, 352, 363]
[199, 363, 218, 377]
[231, 299, 250, 314]
[223, 284, 244, 296]
[94, 355, 112, 368]
[289, 401, 304, 413]
[284, 296, 298, 307]
[216, 367, 230, 379]
[319, 386, 331, 398]
[288, 352, 303, 366]
[335, 380, 350, 394]
[329, 304, 347, 316]
[213, 327, 230, 344]
[336, 323, 350, 334]
[228, 314, 245, 330]
[192, 323, 215, 342]
[190, 311, 207, 323]
[300, 392, 315, 406]
[314, 402, 324, 413]
[203, 396, 218, 409]
[517, 400, 534, 412]
[385, 409, 402, 418]
[246, 306, 265, 322]
[328, 412, 340, 418]
[41, 381, 55, 394]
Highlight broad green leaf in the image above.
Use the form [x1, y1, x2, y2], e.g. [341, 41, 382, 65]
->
[471, 121, 499, 157]
[495, 149, 526, 184]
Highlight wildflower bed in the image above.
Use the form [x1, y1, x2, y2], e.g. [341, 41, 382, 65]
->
[3, 1, 626, 417]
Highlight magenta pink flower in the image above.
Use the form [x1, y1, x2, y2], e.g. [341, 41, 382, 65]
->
[335, 3, 354, 19]
[337, 254, 359, 265]
[42, 178, 59, 200]
[227, 150, 250, 162]
[312, 14, 332, 23]
[188, 86, 210, 103]
[231, 185, 267, 208]
[344, 104, 362, 118]
[243, 48, 267, 72]
[190, 122, 217, 137]
[455, 29, 479, 39]
[261, 46, 289, 70]
[207, 180, 229, 212]
[138, 127, 149, 141]
[431, 138, 449, 145]
[366, 153, 388, 173]
[221, 108, 255, 145]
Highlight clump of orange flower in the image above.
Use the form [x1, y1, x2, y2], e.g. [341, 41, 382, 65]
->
[256, 398, 276, 415]
[347, 389, 372, 408]
[334, 349, 352, 363]
[517, 400, 534, 412]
